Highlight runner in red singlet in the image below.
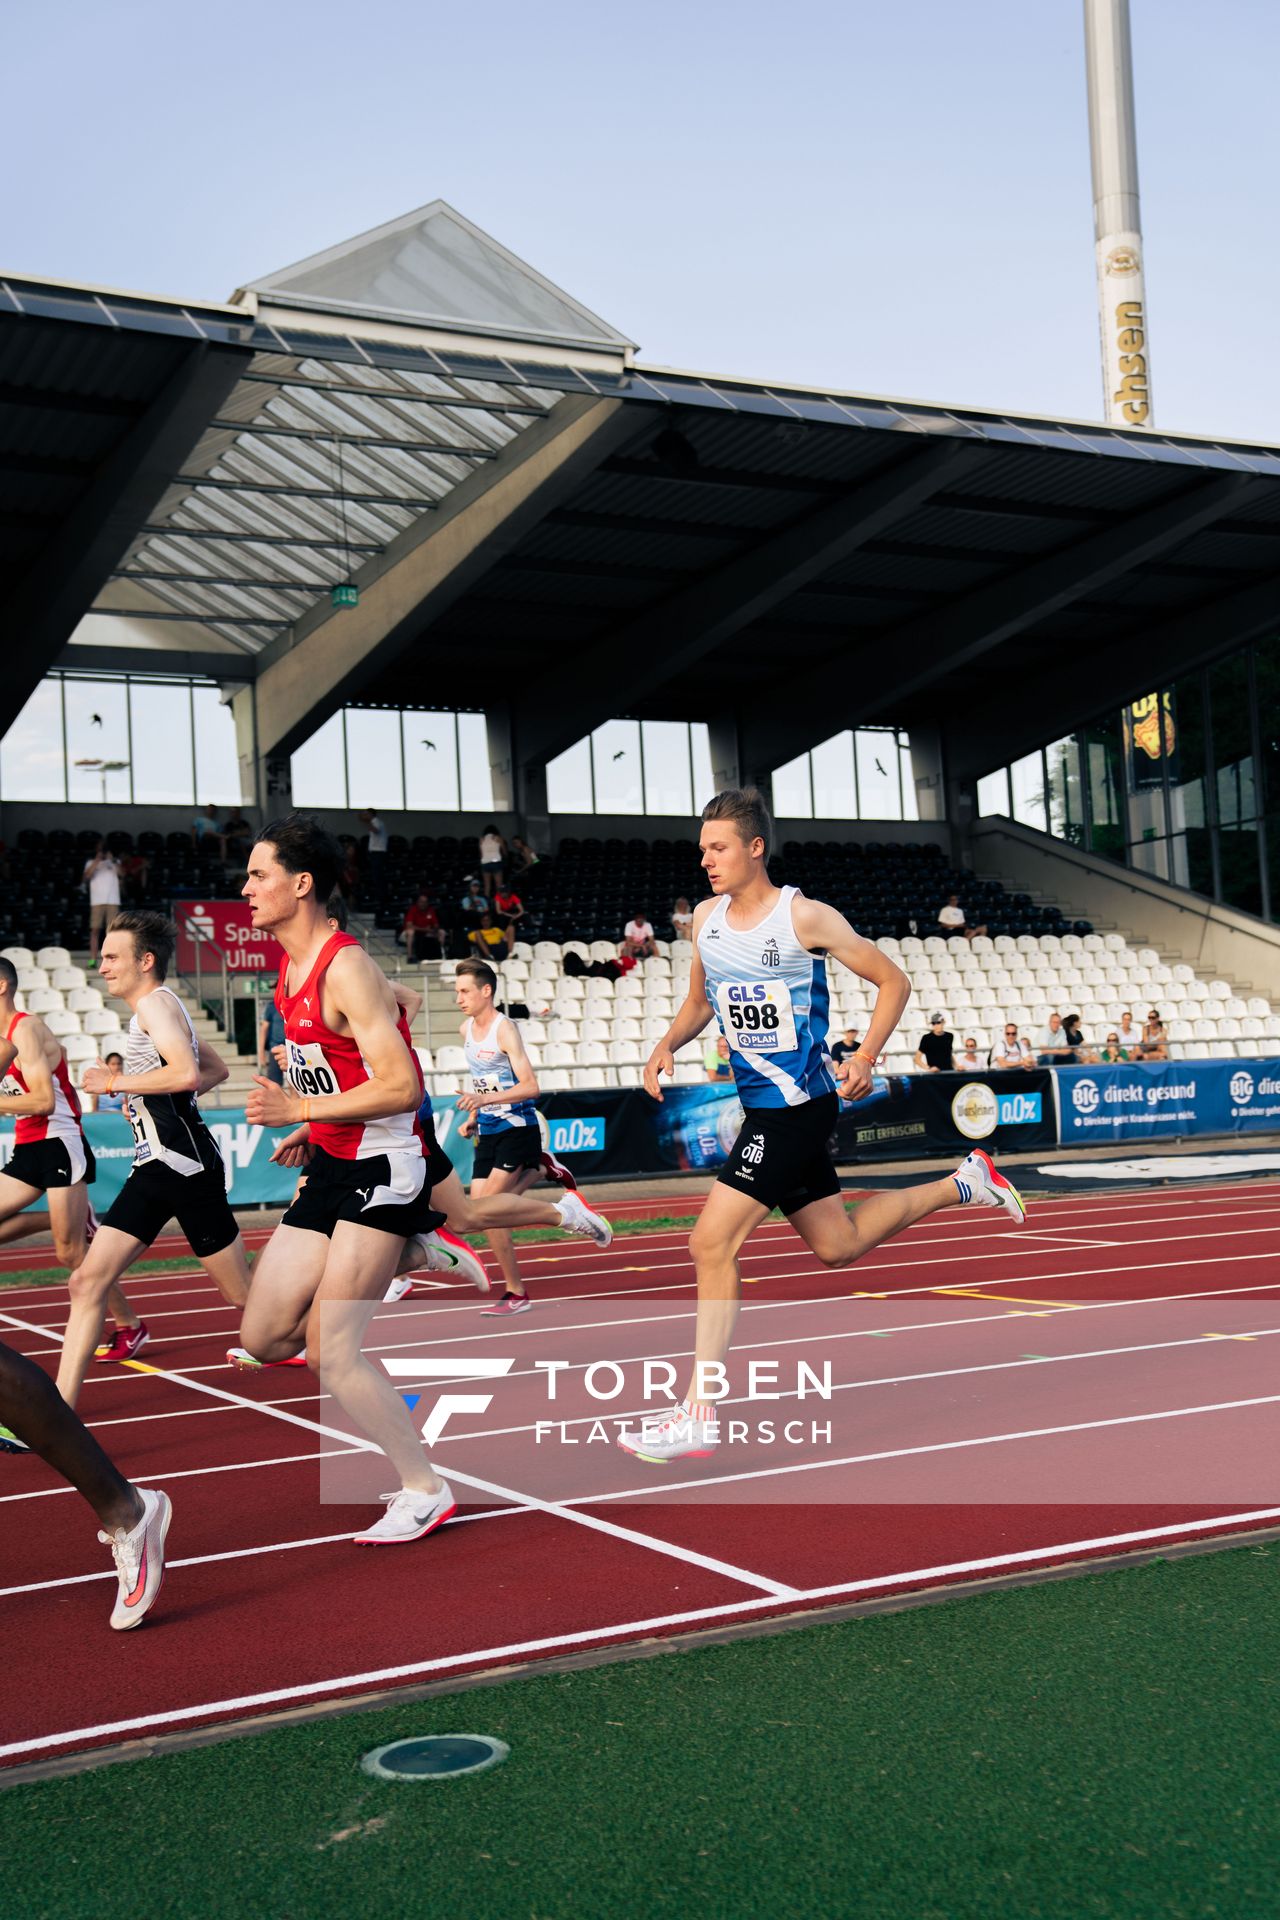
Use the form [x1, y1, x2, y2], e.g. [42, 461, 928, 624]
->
[236, 817, 464, 1545]
[0, 960, 145, 1448]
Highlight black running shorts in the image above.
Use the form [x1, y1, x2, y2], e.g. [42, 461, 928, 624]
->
[103, 1155, 239, 1257]
[471, 1126, 542, 1182]
[283, 1145, 445, 1241]
[419, 1110, 454, 1193]
[716, 1093, 842, 1215]
[4, 1134, 95, 1191]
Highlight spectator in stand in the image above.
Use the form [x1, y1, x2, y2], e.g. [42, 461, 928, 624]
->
[1116, 1010, 1139, 1051]
[937, 893, 988, 941]
[492, 883, 524, 935]
[671, 896, 694, 942]
[991, 1023, 1034, 1070]
[1036, 1011, 1077, 1066]
[955, 1034, 984, 1072]
[192, 803, 227, 858]
[82, 838, 122, 966]
[508, 835, 539, 875]
[703, 1033, 733, 1083]
[258, 993, 287, 1086]
[914, 1012, 954, 1072]
[117, 847, 150, 906]
[1137, 1009, 1169, 1062]
[401, 891, 444, 964]
[468, 912, 510, 963]
[831, 1026, 862, 1066]
[85, 1050, 126, 1113]
[1100, 1031, 1129, 1063]
[336, 835, 361, 903]
[1062, 1011, 1099, 1064]
[221, 809, 253, 865]
[621, 911, 657, 960]
[478, 824, 507, 898]
[359, 809, 387, 900]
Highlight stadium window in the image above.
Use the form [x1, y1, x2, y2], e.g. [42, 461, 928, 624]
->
[65, 678, 130, 806]
[1010, 750, 1048, 832]
[343, 708, 405, 810]
[976, 768, 1011, 817]
[771, 728, 915, 821]
[546, 721, 713, 815]
[1209, 653, 1256, 828]
[290, 708, 493, 812]
[1044, 736, 1084, 844]
[771, 750, 813, 819]
[129, 682, 196, 805]
[0, 677, 65, 802]
[191, 685, 241, 807]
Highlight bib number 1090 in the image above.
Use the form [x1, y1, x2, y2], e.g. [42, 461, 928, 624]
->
[286, 1040, 337, 1097]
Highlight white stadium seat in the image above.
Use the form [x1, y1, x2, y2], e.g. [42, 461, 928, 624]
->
[45, 1010, 80, 1037]
[35, 946, 72, 971]
[0, 947, 34, 969]
[16, 969, 48, 992]
[546, 1043, 577, 1068]
[83, 1010, 122, 1036]
[62, 1033, 97, 1063]
[540, 1069, 573, 1090]
[581, 1018, 611, 1044]
[433, 1045, 467, 1075]
[51, 967, 86, 991]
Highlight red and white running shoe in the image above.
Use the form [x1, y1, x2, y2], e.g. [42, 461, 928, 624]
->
[353, 1481, 455, 1545]
[479, 1291, 532, 1316]
[953, 1147, 1027, 1226]
[226, 1346, 307, 1370]
[539, 1150, 577, 1192]
[554, 1192, 612, 1248]
[396, 1228, 490, 1293]
[617, 1402, 719, 1463]
[95, 1322, 150, 1363]
[99, 1487, 172, 1630]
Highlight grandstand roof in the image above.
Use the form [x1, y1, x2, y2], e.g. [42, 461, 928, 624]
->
[4, 204, 1280, 785]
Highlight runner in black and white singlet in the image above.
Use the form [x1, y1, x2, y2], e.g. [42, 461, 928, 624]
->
[618, 787, 1029, 1465]
[453, 957, 564, 1317]
[55, 912, 251, 1411]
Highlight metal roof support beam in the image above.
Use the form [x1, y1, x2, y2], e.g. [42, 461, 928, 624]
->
[743, 469, 1264, 777]
[514, 436, 981, 769]
[252, 394, 651, 760]
[57, 643, 253, 680]
[3, 339, 251, 727]
[946, 565, 1280, 783]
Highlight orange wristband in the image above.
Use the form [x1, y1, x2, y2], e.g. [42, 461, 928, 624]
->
[301, 1099, 311, 1123]
[106, 1076, 117, 1096]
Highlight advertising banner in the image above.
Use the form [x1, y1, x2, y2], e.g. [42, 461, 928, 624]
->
[1054, 1058, 1280, 1145]
[835, 1069, 1057, 1162]
[174, 900, 283, 977]
[0, 1110, 299, 1213]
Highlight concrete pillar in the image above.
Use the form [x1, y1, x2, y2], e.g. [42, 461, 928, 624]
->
[229, 681, 290, 821]
[707, 717, 740, 795]
[485, 706, 514, 814]
[908, 724, 947, 822]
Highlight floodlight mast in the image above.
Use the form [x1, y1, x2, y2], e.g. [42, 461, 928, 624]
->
[1084, 0, 1153, 427]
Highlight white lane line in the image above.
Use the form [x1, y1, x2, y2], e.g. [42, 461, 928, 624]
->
[5, 1504, 1280, 1763]
[576, 1392, 1280, 1503]
[0, 1301, 794, 1600]
[0, 1448, 363, 1504]
[0, 1505, 529, 1600]
[22, 1275, 1280, 1449]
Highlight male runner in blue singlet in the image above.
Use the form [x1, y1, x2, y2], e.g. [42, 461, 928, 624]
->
[619, 787, 1027, 1463]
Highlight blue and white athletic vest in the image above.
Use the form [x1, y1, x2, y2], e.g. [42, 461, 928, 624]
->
[463, 1014, 537, 1134]
[698, 887, 835, 1109]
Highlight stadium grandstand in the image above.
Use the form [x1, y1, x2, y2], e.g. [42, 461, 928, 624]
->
[2, 196, 1280, 1114]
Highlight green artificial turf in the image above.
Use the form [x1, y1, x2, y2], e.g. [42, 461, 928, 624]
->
[3, 1541, 1277, 1918]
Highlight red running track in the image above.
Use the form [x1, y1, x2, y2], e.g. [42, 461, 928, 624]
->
[2, 1178, 1280, 1769]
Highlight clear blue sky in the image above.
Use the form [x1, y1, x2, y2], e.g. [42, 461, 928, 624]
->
[9, 0, 1278, 442]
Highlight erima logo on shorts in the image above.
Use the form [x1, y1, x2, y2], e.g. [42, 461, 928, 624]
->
[382, 1357, 515, 1443]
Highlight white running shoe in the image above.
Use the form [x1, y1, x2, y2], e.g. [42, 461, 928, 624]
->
[616, 1402, 719, 1464]
[953, 1147, 1027, 1226]
[226, 1346, 307, 1370]
[352, 1481, 456, 1545]
[99, 1487, 172, 1630]
[554, 1191, 613, 1248]
[402, 1229, 490, 1292]
[383, 1275, 415, 1303]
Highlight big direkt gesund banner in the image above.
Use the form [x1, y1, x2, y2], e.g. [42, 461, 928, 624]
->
[1053, 1057, 1280, 1145]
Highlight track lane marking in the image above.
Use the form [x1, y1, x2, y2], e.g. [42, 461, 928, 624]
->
[6, 1506, 1280, 1763]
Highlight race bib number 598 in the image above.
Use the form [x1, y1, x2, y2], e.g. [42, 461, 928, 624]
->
[717, 981, 797, 1052]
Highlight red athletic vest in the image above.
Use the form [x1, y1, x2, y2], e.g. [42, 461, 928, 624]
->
[2, 1012, 85, 1147]
[275, 932, 424, 1162]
